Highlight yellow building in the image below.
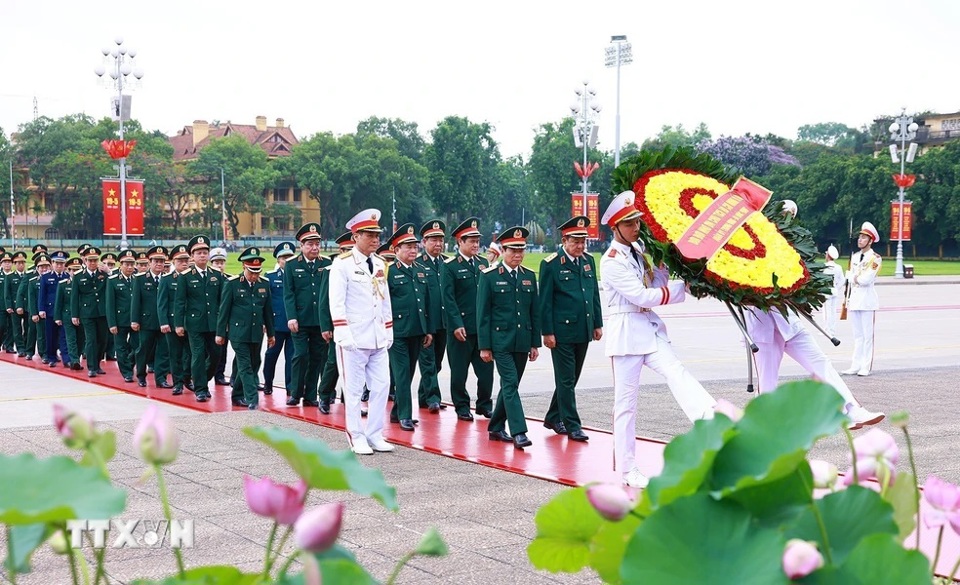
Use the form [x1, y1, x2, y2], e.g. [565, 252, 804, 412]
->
[168, 116, 320, 237]
[914, 112, 960, 154]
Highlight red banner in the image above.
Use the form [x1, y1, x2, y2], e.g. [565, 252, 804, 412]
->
[102, 179, 145, 236]
[571, 193, 600, 239]
[890, 201, 912, 241]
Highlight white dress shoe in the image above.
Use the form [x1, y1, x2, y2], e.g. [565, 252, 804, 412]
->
[369, 438, 395, 452]
[352, 437, 373, 456]
[622, 468, 649, 489]
[846, 405, 884, 430]
[856, 370, 871, 377]
[840, 368, 859, 375]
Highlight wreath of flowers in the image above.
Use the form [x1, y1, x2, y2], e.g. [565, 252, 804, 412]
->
[611, 146, 831, 313]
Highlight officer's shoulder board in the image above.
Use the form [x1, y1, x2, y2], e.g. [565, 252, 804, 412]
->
[28, 275, 38, 281]
[228, 274, 240, 281]
[266, 268, 280, 274]
[543, 252, 558, 263]
[133, 272, 145, 277]
[179, 269, 191, 275]
[444, 255, 458, 264]
[337, 251, 352, 260]
[481, 265, 498, 274]
[108, 274, 119, 279]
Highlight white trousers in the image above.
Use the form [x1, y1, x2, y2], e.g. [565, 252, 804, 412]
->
[611, 337, 716, 473]
[822, 296, 840, 337]
[338, 346, 390, 444]
[848, 310, 876, 374]
[754, 328, 857, 406]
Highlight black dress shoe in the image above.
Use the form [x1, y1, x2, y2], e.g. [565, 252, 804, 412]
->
[428, 402, 440, 413]
[361, 409, 368, 418]
[264, 388, 273, 396]
[286, 397, 300, 406]
[41, 357, 49, 364]
[513, 433, 532, 449]
[257, 384, 265, 392]
[172, 386, 183, 396]
[247, 403, 257, 410]
[361, 389, 370, 402]
[123, 375, 134, 383]
[303, 399, 319, 407]
[544, 421, 568, 435]
[488, 429, 512, 442]
[48, 361, 57, 368]
[390, 414, 400, 423]
[88, 370, 97, 378]
[185, 382, 195, 392]
[96, 368, 106, 375]
[568, 430, 590, 442]
[70, 362, 83, 371]
[196, 393, 210, 403]
[231, 399, 248, 407]
[25, 355, 32, 361]
[155, 380, 171, 389]
[457, 411, 475, 421]
[318, 401, 330, 415]
[476, 407, 493, 418]
[137, 378, 147, 387]
[399, 419, 416, 431]
[17, 353, 25, 358]
[106, 356, 117, 361]
[215, 377, 229, 386]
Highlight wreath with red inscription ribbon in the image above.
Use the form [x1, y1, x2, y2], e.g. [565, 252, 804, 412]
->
[611, 147, 831, 313]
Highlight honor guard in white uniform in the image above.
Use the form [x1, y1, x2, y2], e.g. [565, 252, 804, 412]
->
[822, 245, 845, 337]
[329, 209, 395, 456]
[599, 191, 717, 488]
[842, 222, 881, 377]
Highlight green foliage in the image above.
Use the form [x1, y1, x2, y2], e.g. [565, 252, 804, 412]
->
[528, 488, 605, 573]
[641, 122, 712, 152]
[243, 426, 398, 511]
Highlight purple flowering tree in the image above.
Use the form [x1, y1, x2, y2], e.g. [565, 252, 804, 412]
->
[696, 135, 799, 177]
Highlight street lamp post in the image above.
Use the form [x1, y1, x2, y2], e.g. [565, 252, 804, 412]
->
[570, 81, 601, 215]
[604, 35, 632, 168]
[220, 167, 227, 242]
[95, 37, 143, 250]
[887, 108, 918, 279]
[8, 160, 14, 249]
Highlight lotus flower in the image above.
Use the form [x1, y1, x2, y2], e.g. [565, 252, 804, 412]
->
[53, 404, 95, 447]
[712, 399, 743, 422]
[922, 476, 960, 529]
[586, 484, 635, 522]
[243, 475, 308, 525]
[809, 460, 839, 491]
[294, 502, 344, 553]
[132, 404, 179, 465]
[782, 539, 823, 579]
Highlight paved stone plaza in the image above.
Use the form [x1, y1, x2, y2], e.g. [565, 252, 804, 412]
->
[1, 277, 957, 584]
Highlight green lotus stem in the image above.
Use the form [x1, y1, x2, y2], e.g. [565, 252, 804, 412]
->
[842, 428, 859, 484]
[261, 522, 278, 580]
[65, 543, 80, 585]
[265, 526, 293, 575]
[82, 532, 105, 585]
[6, 525, 18, 585]
[275, 552, 298, 580]
[385, 551, 416, 585]
[155, 465, 186, 579]
[947, 545, 960, 582]
[77, 548, 91, 585]
[85, 440, 110, 480]
[800, 471, 833, 565]
[933, 527, 944, 575]
[901, 426, 921, 550]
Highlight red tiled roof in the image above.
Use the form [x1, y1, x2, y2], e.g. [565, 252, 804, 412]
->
[169, 122, 299, 162]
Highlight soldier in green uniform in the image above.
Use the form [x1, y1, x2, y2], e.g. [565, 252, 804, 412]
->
[477, 227, 541, 450]
[316, 232, 354, 413]
[101, 252, 119, 361]
[376, 242, 398, 404]
[174, 235, 223, 402]
[135, 251, 149, 274]
[159, 245, 191, 395]
[441, 217, 494, 421]
[132, 246, 171, 388]
[6, 251, 28, 356]
[385, 224, 433, 431]
[416, 220, 447, 412]
[55, 258, 84, 369]
[26, 254, 49, 361]
[71, 247, 109, 377]
[282, 223, 331, 408]
[538, 216, 602, 442]
[216, 247, 276, 410]
[16, 253, 40, 359]
[0, 252, 11, 352]
[105, 249, 137, 381]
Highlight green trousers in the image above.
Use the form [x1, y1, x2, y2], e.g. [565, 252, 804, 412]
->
[165, 331, 190, 388]
[446, 333, 494, 415]
[81, 317, 107, 372]
[290, 326, 326, 402]
[113, 326, 135, 377]
[187, 331, 219, 393]
[417, 329, 445, 407]
[544, 341, 589, 433]
[64, 320, 81, 365]
[487, 351, 529, 436]
[136, 329, 170, 383]
[231, 340, 263, 406]
[389, 335, 424, 421]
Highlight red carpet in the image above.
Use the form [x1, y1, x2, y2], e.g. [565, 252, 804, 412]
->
[5, 351, 956, 576]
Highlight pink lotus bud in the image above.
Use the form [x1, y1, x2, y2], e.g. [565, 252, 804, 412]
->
[586, 484, 636, 522]
[301, 552, 322, 585]
[712, 399, 743, 422]
[243, 475, 308, 525]
[853, 428, 899, 467]
[782, 539, 823, 579]
[294, 502, 344, 553]
[52, 404, 95, 446]
[132, 405, 179, 465]
[922, 476, 960, 529]
[809, 460, 839, 490]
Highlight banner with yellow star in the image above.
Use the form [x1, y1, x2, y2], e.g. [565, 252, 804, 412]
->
[101, 179, 145, 236]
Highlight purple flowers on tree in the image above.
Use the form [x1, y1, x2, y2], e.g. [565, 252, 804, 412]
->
[696, 135, 799, 178]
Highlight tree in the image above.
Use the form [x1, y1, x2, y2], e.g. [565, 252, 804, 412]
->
[0, 128, 12, 238]
[642, 123, 712, 151]
[187, 135, 279, 239]
[527, 118, 590, 231]
[356, 117, 426, 163]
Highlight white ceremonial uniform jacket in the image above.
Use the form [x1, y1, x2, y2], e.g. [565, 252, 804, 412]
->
[329, 248, 393, 350]
[824, 260, 846, 299]
[600, 240, 687, 357]
[744, 306, 805, 343]
[846, 249, 881, 311]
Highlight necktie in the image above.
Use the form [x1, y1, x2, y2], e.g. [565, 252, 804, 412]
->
[858, 252, 864, 263]
[154, 275, 159, 285]
[629, 247, 641, 266]
[366, 257, 374, 274]
[308, 261, 314, 269]
[572, 256, 580, 267]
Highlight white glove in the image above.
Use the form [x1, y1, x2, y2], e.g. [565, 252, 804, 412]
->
[340, 341, 358, 352]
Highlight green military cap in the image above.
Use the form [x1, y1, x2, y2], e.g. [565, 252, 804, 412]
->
[296, 222, 322, 242]
[376, 243, 396, 261]
[170, 244, 190, 260]
[558, 215, 590, 238]
[0, 246, 5, 254]
[273, 242, 296, 259]
[77, 244, 91, 255]
[497, 226, 530, 249]
[420, 219, 446, 238]
[31, 244, 48, 255]
[238, 246, 265, 272]
[50, 250, 69, 263]
[147, 246, 169, 260]
[452, 217, 481, 239]
[187, 235, 211, 253]
[335, 231, 355, 250]
[67, 257, 83, 269]
[101, 252, 119, 262]
[35, 254, 51, 266]
[389, 223, 419, 249]
[31, 251, 45, 263]
[12, 251, 27, 261]
[118, 249, 137, 263]
[0, 252, 12, 262]
[135, 250, 149, 264]
[85, 247, 102, 259]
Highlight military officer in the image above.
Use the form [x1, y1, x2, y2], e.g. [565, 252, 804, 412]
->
[600, 192, 717, 488]
[39, 251, 71, 366]
[441, 217, 494, 421]
[106, 249, 138, 382]
[376, 241, 397, 403]
[842, 221, 882, 377]
[209, 247, 232, 386]
[6, 251, 28, 356]
[477, 227, 541, 450]
[55, 257, 84, 369]
[416, 220, 448, 413]
[71, 247, 109, 377]
[385, 224, 433, 431]
[262, 242, 296, 397]
[330, 208, 395, 456]
[159, 244, 191, 395]
[132, 246, 171, 388]
[316, 231, 356, 413]
[539, 216, 602, 442]
[135, 251, 149, 274]
[0, 253, 13, 353]
[174, 235, 224, 402]
[822, 244, 845, 337]
[216, 247, 276, 409]
[283, 223, 331, 408]
[101, 251, 119, 361]
[26, 254, 49, 361]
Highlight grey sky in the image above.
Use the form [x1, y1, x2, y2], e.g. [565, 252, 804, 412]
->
[1, 0, 956, 157]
